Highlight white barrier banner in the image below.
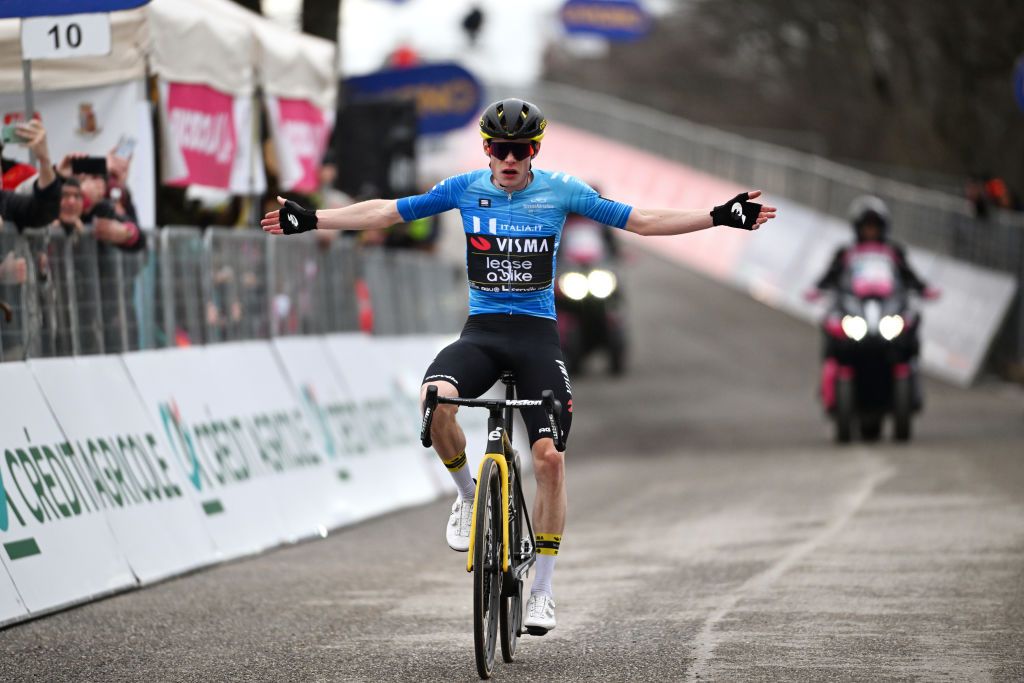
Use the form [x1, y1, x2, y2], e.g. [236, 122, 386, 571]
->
[0, 560, 26, 625]
[30, 356, 219, 583]
[0, 363, 135, 614]
[322, 334, 439, 511]
[372, 335, 457, 497]
[906, 248, 1017, 385]
[373, 335, 535, 490]
[122, 347, 293, 558]
[272, 335, 407, 522]
[200, 342, 356, 537]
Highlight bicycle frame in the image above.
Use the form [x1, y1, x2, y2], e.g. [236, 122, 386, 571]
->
[419, 378, 565, 576]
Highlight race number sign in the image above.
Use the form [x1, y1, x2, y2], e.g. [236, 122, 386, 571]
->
[21, 14, 111, 60]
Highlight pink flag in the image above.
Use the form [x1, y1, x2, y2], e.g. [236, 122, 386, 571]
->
[269, 97, 330, 193]
[163, 83, 237, 189]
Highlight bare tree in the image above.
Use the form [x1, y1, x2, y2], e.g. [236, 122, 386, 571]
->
[546, 0, 1024, 196]
[302, 0, 341, 43]
[229, 0, 262, 14]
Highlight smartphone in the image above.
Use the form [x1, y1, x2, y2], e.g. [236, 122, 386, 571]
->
[1, 124, 24, 145]
[71, 156, 108, 176]
[114, 135, 136, 159]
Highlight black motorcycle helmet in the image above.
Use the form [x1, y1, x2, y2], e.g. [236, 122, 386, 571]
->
[479, 98, 547, 141]
[848, 195, 890, 242]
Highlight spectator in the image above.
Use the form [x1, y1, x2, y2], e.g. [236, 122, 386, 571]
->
[105, 146, 139, 222]
[0, 249, 27, 285]
[55, 177, 85, 234]
[965, 174, 989, 220]
[983, 176, 1020, 211]
[0, 120, 62, 360]
[66, 155, 144, 251]
[45, 167, 148, 355]
[0, 120, 61, 230]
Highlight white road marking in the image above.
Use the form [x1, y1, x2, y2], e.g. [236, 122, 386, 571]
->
[687, 452, 895, 681]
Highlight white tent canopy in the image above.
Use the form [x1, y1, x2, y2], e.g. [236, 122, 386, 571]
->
[0, 9, 148, 92]
[0, 0, 336, 109]
[165, 0, 337, 110]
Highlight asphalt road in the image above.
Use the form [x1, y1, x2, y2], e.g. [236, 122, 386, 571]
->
[2, 244, 1023, 682]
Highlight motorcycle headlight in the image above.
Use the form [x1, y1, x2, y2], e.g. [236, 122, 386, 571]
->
[879, 314, 905, 341]
[587, 269, 617, 299]
[559, 272, 589, 301]
[841, 315, 868, 341]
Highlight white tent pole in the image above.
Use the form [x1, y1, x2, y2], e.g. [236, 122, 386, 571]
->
[249, 88, 261, 227]
[21, 58, 36, 164]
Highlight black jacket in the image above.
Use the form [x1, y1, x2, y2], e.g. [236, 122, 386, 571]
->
[0, 177, 61, 230]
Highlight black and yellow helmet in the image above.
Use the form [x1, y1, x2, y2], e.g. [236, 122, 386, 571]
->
[479, 98, 547, 141]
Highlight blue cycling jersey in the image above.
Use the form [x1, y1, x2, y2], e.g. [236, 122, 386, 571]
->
[397, 168, 632, 319]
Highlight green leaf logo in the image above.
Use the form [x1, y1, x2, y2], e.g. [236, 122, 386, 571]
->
[159, 400, 202, 491]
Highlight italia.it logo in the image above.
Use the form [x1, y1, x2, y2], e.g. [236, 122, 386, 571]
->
[159, 399, 202, 491]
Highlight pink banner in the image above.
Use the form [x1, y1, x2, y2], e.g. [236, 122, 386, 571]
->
[164, 82, 236, 189]
[271, 97, 330, 193]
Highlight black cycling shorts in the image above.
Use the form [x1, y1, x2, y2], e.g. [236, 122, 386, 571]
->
[423, 314, 573, 447]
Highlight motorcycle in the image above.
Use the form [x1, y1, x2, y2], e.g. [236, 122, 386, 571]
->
[555, 217, 627, 375]
[817, 247, 929, 443]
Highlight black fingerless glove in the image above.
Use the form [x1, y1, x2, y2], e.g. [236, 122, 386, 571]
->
[280, 199, 318, 234]
[711, 193, 761, 230]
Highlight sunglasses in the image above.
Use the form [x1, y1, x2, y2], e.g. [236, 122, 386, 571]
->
[486, 141, 536, 161]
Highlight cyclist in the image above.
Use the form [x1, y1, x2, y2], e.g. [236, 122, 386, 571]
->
[262, 98, 776, 634]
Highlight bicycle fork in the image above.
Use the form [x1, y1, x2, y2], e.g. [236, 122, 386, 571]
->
[467, 410, 511, 573]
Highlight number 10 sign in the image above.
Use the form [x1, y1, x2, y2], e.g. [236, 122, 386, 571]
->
[21, 13, 111, 60]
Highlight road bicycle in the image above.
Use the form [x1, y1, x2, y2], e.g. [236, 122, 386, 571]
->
[421, 371, 565, 679]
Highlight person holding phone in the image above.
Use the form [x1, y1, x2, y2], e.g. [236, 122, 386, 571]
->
[0, 119, 61, 231]
[72, 160, 143, 251]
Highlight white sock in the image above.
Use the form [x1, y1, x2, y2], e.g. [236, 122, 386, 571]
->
[531, 555, 556, 597]
[531, 533, 561, 597]
[441, 451, 476, 502]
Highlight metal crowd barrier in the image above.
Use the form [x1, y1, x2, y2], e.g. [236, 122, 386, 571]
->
[0, 225, 466, 363]
[517, 81, 1024, 363]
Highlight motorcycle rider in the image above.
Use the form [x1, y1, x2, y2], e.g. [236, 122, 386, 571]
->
[809, 196, 939, 411]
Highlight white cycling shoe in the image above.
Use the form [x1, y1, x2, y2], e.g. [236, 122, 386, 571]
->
[446, 496, 473, 552]
[524, 593, 556, 635]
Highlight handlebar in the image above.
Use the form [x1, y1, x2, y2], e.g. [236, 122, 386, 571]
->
[420, 385, 439, 448]
[541, 390, 566, 453]
[419, 385, 566, 452]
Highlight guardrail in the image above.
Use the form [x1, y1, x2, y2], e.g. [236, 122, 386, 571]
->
[520, 81, 1024, 365]
[0, 226, 466, 362]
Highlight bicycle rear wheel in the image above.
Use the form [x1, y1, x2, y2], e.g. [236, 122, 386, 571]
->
[500, 455, 523, 662]
[473, 458, 502, 679]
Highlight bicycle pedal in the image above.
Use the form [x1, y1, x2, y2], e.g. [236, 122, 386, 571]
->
[524, 626, 549, 637]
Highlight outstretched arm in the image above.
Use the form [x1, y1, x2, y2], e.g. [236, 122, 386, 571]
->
[261, 196, 401, 235]
[626, 190, 776, 237]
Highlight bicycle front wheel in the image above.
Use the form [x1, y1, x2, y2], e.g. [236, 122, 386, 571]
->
[500, 454, 523, 663]
[473, 457, 502, 679]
